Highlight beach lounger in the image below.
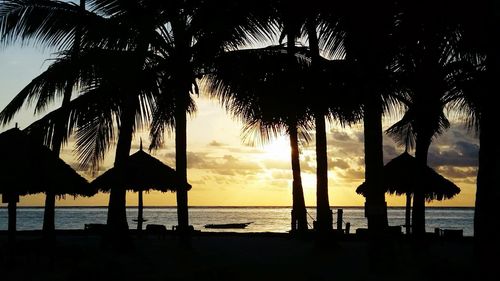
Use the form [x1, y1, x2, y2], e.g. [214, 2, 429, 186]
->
[84, 223, 107, 233]
[146, 224, 167, 238]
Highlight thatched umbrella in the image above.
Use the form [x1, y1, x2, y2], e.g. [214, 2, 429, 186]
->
[91, 142, 191, 231]
[356, 152, 460, 234]
[0, 127, 93, 240]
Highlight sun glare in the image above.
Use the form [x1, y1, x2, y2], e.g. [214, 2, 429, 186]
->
[262, 136, 291, 161]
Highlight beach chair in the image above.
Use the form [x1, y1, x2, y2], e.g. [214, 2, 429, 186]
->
[146, 224, 167, 239]
[84, 223, 107, 233]
[442, 229, 463, 239]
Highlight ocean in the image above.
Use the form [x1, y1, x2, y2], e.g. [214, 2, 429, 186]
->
[0, 206, 474, 236]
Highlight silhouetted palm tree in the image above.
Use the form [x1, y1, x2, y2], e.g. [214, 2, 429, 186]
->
[273, 1, 363, 233]
[444, 0, 500, 247]
[320, 1, 399, 232]
[386, 1, 464, 235]
[304, 6, 333, 232]
[205, 46, 312, 232]
[264, 1, 309, 232]
[147, 0, 274, 231]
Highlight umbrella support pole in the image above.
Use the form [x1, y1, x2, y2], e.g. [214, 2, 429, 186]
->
[7, 196, 18, 242]
[137, 190, 143, 231]
[405, 193, 412, 235]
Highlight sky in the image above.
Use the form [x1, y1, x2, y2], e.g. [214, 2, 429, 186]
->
[0, 43, 479, 208]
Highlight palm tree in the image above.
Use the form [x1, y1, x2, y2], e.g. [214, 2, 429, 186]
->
[320, 1, 399, 232]
[273, 1, 362, 233]
[444, 0, 500, 249]
[305, 8, 332, 232]
[147, 0, 274, 231]
[386, 1, 464, 235]
[42, 0, 84, 237]
[205, 46, 312, 232]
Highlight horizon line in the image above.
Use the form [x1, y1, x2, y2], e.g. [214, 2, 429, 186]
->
[0, 205, 475, 208]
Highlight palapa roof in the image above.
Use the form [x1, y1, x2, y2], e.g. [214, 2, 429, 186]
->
[356, 152, 460, 201]
[91, 147, 191, 193]
[0, 128, 93, 197]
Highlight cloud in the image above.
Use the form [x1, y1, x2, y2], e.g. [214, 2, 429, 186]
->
[262, 159, 290, 170]
[383, 144, 401, 163]
[271, 170, 291, 180]
[185, 152, 263, 177]
[329, 158, 350, 170]
[340, 168, 365, 180]
[428, 141, 479, 168]
[330, 130, 354, 142]
[436, 166, 478, 179]
[208, 140, 225, 147]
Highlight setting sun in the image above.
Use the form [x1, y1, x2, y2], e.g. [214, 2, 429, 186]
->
[261, 135, 291, 161]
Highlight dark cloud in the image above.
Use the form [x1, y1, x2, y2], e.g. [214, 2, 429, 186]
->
[428, 141, 478, 168]
[455, 141, 479, 158]
[383, 144, 402, 164]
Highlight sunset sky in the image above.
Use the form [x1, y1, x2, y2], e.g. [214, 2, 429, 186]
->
[0, 43, 479, 207]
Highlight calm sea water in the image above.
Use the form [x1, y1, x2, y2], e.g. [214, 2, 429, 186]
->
[0, 207, 474, 236]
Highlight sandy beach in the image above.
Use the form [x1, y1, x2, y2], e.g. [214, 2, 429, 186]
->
[0, 231, 479, 281]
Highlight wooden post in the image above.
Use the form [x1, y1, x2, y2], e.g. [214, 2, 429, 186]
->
[4, 193, 19, 242]
[345, 222, 351, 234]
[405, 192, 412, 235]
[337, 209, 343, 232]
[137, 190, 144, 231]
[291, 210, 296, 232]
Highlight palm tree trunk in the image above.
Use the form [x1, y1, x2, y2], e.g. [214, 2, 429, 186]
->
[175, 99, 189, 231]
[42, 191, 56, 234]
[42, 0, 85, 237]
[474, 104, 499, 244]
[474, 10, 500, 274]
[171, 13, 191, 233]
[363, 96, 388, 233]
[107, 97, 135, 232]
[405, 192, 411, 235]
[289, 124, 308, 232]
[307, 18, 332, 232]
[412, 136, 431, 236]
[284, 18, 307, 233]
[315, 113, 332, 231]
[42, 82, 72, 236]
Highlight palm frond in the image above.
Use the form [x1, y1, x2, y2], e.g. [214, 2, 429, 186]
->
[0, 0, 86, 49]
[386, 110, 416, 150]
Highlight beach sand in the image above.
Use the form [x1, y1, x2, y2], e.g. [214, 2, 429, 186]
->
[0, 231, 479, 281]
